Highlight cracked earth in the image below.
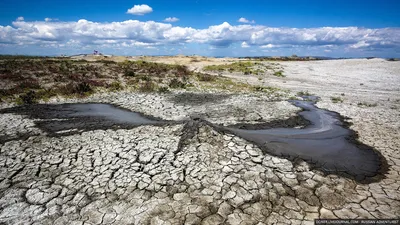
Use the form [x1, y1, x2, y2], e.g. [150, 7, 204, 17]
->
[1, 59, 400, 224]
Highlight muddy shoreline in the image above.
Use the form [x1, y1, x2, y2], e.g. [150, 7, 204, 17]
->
[0, 98, 387, 183]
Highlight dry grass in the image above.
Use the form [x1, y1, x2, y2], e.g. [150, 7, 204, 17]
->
[0, 57, 285, 103]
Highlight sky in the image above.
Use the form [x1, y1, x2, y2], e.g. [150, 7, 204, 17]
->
[0, 0, 399, 57]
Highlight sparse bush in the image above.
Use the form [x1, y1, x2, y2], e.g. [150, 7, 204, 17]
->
[297, 91, 312, 96]
[125, 70, 135, 77]
[139, 80, 156, 92]
[137, 75, 151, 82]
[108, 81, 123, 91]
[273, 70, 285, 77]
[18, 90, 38, 104]
[330, 96, 343, 103]
[158, 86, 170, 93]
[357, 102, 378, 107]
[197, 73, 216, 82]
[76, 82, 92, 94]
[85, 79, 107, 87]
[36, 89, 57, 102]
[253, 85, 280, 93]
[17, 79, 41, 90]
[169, 78, 186, 89]
[57, 82, 93, 96]
[174, 65, 190, 77]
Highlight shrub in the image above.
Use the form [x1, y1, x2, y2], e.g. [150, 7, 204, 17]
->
[139, 80, 156, 92]
[175, 65, 190, 77]
[297, 91, 312, 96]
[169, 78, 186, 89]
[330, 96, 343, 103]
[273, 70, 285, 77]
[158, 86, 170, 93]
[17, 79, 41, 90]
[137, 75, 151, 81]
[76, 82, 92, 94]
[357, 102, 378, 107]
[253, 86, 280, 93]
[125, 70, 135, 77]
[85, 79, 107, 87]
[197, 73, 216, 82]
[108, 81, 123, 91]
[18, 90, 38, 104]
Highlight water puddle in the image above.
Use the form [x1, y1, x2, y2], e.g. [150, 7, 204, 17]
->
[0, 103, 167, 135]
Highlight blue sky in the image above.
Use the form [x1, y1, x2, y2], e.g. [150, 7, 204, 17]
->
[0, 0, 399, 57]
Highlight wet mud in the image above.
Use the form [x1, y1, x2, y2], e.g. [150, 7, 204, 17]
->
[0, 99, 386, 182]
[221, 100, 386, 181]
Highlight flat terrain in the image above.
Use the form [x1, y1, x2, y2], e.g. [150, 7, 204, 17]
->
[0, 56, 399, 224]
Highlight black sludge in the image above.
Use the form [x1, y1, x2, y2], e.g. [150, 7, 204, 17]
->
[223, 100, 384, 181]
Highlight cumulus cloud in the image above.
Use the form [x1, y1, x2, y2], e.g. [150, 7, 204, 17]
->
[164, 17, 179, 22]
[127, 4, 153, 15]
[16, 17, 24, 21]
[238, 17, 255, 24]
[350, 41, 370, 49]
[0, 19, 399, 56]
[241, 41, 250, 48]
[260, 44, 276, 48]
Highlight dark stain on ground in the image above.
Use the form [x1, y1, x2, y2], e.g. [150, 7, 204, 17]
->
[0, 99, 387, 183]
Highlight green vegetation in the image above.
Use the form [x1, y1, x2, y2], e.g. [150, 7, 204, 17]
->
[273, 70, 285, 77]
[169, 78, 187, 89]
[297, 90, 312, 96]
[196, 73, 216, 82]
[0, 57, 288, 104]
[139, 80, 156, 92]
[203, 61, 286, 77]
[357, 102, 378, 107]
[203, 61, 266, 75]
[108, 81, 123, 91]
[157, 86, 170, 93]
[330, 96, 344, 103]
[253, 86, 281, 93]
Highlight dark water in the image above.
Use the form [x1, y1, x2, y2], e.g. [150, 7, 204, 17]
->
[0, 100, 385, 181]
[223, 100, 382, 180]
[0, 103, 166, 135]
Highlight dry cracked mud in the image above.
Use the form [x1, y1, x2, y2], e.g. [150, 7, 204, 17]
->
[0, 90, 399, 225]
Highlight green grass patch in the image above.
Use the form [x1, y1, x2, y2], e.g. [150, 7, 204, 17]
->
[330, 96, 344, 103]
[357, 102, 378, 107]
[297, 90, 312, 96]
[273, 70, 285, 77]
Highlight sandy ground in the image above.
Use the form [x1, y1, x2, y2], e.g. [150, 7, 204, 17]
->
[0, 58, 399, 224]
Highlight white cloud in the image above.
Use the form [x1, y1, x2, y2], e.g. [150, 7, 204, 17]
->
[16, 17, 24, 21]
[241, 41, 250, 48]
[127, 4, 153, 15]
[350, 41, 370, 49]
[238, 17, 255, 24]
[164, 17, 179, 23]
[260, 44, 276, 48]
[0, 19, 399, 56]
